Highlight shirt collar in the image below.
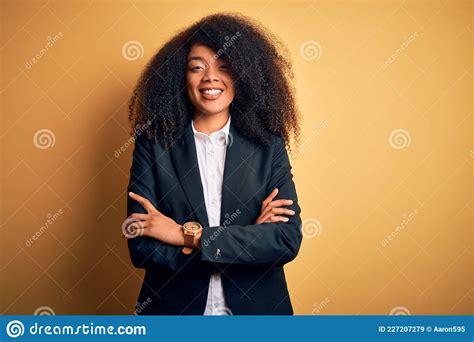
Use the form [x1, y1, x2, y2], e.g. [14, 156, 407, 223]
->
[191, 115, 231, 144]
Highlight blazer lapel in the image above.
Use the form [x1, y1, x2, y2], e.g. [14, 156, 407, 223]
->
[219, 122, 255, 225]
[169, 124, 210, 227]
[170, 120, 255, 228]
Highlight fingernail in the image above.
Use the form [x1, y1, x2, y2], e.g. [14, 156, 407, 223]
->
[289, 200, 293, 204]
[129, 191, 134, 196]
[283, 217, 289, 222]
[289, 210, 295, 215]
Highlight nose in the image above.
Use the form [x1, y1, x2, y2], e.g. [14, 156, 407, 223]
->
[202, 64, 219, 83]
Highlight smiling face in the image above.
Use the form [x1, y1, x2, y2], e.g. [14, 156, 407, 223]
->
[186, 44, 235, 118]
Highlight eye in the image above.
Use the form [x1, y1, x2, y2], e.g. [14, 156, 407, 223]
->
[189, 65, 204, 72]
[219, 64, 229, 70]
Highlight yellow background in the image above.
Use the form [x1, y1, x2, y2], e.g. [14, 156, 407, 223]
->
[1, 0, 472, 315]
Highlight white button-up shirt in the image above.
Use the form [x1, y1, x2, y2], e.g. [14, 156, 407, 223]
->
[191, 115, 231, 315]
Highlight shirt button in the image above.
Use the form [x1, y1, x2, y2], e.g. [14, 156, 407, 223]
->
[211, 199, 217, 205]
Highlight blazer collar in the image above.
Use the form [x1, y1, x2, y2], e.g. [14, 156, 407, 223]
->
[169, 119, 255, 227]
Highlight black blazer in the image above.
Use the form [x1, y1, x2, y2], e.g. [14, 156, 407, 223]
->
[126, 121, 302, 315]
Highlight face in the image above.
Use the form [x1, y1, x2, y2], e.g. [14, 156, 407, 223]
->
[186, 44, 235, 117]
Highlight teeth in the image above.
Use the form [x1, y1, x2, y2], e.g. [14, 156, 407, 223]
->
[202, 89, 222, 95]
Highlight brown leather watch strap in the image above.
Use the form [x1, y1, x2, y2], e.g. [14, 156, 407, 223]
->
[182, 234, 194, 255]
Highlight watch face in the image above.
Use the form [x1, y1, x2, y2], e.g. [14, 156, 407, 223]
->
[184, 222, 201, 232]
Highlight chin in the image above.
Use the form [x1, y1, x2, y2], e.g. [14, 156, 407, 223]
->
[197, 103, 229, 116]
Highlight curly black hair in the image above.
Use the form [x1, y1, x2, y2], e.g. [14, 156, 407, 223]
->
[128, 12, 300, 151]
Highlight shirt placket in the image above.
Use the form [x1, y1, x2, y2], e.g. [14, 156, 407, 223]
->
[204, 136, 214, 314]
[207, 137, 220, 226]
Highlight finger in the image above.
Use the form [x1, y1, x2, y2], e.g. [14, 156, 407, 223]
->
[261, 205, 295, 218]
[129, 192, 159, 214]
[260, 210, 290, 223]
[261, 188, 278, 210]
[260, 212, 274, 222]
[265, 207, 295, 216]
[123, 227, 147, 239]
[262, 215, 289, 223]
[122, 218, 149, 238]
[267, 215, 290, 223]
[128, 214, 153, 229]
[261, 199, 294, 215]
[130, 213, 149, 220]
[260, 205, 276, 219]
[137, 220, 150, 229]
[267, 199, 293, 208]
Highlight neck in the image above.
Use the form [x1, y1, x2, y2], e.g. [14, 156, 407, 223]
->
[193, 111, 229, 135]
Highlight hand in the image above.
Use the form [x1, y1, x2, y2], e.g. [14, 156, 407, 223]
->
[123, 192, 184, 246]
[255, 188, 295, 224]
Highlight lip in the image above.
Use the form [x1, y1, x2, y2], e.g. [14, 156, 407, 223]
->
[199, 87, 224, 101]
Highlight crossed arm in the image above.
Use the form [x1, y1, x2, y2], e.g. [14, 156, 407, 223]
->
[125, 134, 302, 272]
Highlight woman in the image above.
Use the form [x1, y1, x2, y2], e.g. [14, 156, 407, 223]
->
[124, 12, 302, 315]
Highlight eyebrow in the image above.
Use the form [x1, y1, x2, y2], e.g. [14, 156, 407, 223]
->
[187, 56, 206, 63]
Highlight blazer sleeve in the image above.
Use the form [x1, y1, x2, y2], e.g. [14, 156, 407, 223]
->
[200, 136, 303, 267]
[126, 134, 217, 274]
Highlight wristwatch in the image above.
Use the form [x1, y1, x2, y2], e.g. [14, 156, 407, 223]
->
[181, 221, 203, 255]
